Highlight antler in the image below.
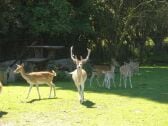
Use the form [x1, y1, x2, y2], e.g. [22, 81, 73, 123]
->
[82, 48, 91, 63]
[70, 46, 77, 62]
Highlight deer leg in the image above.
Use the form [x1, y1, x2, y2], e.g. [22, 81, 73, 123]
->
[76, 85, 82, 103]
[89, 74, 95, 87]
[124, 76, 127, 88]
[108, 79, 110, 89]
[79, 85, 83, 104]
[36, 84, 41, 99]
[106, 78, 109, 89]
[96, 78, 100, 87]
[80, 84, 85, 103]
[119, 74, 122, 87]
[49, 84, 52, 98]
[52, 83, 56, 97]
[109, 79, 111, 89]
[109, 78, 112, 89]
[113, 77, 116, 88]
[106, 78, 108, 89]
[104, 75, 108, 88]
[102, 77, 106, 87]
[113, 75, 116, 88]
[129, 76, 132, 88]
[26, 85, 33, 99]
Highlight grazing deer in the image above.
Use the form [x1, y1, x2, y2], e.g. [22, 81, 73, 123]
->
[14, 64, 56, 99]
[70, 46, 91, 103]
[119, 61, 138, 88]
[102, 65, 116, 89]
[0, 81, 3, 94]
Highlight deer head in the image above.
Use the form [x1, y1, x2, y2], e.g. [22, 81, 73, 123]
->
[70, 46, 91, 69]
[14, 64, 24, 73]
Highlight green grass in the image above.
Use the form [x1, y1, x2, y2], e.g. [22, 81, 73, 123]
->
[0, 67, 168, 126]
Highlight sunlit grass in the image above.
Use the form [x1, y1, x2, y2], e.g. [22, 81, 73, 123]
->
[0, 67, 168, 126]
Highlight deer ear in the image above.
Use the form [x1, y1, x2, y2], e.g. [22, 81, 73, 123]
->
[21, 63, 24, 67]
[16, 64, 19, 67]
[80, 56, 83, 61]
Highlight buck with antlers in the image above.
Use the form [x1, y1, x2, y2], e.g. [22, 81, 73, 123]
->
[14, 64, 56, 99]
[70, 46, 91, 103]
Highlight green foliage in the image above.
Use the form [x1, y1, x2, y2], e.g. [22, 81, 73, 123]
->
[47, 61, 71, 81]
[83, 62, 93, 77]
[0, 0, 168, 64]
[28, 0, 72, 36]
[56, 70, 71, 81]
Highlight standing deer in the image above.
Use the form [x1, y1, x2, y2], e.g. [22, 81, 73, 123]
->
[119, 62, 132, 88]
[129, 60, 139, 73]
[90, 59, 118, 87]
[14, 64, 56, 99]
[70, 46, 91, 103]
[102, 65, 116, 89]
[119, 60, 139, 88]
[0, 81, 3, 94]
[89, 65, 110, 87]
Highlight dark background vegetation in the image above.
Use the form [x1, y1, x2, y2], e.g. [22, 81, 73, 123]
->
[0, 0, 168, 65]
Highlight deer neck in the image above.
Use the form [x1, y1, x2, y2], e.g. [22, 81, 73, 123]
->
[77, 67, 82, 75]
[76, 67, 83, 82]
[20, 69, 29, 81]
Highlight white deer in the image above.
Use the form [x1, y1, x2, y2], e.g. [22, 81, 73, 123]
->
[14, 64, 56, 99]
[0, 81, 3, 94]
[102, 65, 116, 89]
[70, 46, 91, 103]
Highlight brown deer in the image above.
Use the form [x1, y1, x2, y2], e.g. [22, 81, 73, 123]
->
[89, 65, 110, 87]
[69, 46, 91, 103]
[90, 59, 118, 87]
[14, 64, 56, 99]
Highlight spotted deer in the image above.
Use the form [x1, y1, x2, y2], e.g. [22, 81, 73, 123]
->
[14, 64, 56, 99]
[90, 59, 118, 87]
[119, 61, 139, 88]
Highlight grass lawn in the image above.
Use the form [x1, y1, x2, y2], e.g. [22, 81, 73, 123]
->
[0, 67, 168, 126]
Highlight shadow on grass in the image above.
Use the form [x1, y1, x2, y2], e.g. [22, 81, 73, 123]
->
[82, 100, 96, 108]
[26, 97, 58, 103]
[0, 111, 8, 118]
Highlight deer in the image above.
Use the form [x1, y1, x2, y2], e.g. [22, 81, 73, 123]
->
[89, 65, 110, 87]
[119, 60, 138, 88]
[69, 46, 91, 103]
[129, 60, 139, 74]
[90, 58, 118, 87]
[14, 64, 56, 99]
[0, 81, 3, 94]
[102, 65, 116, 89]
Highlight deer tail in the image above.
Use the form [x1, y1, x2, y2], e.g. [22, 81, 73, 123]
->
[52, 70, 57, 76]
